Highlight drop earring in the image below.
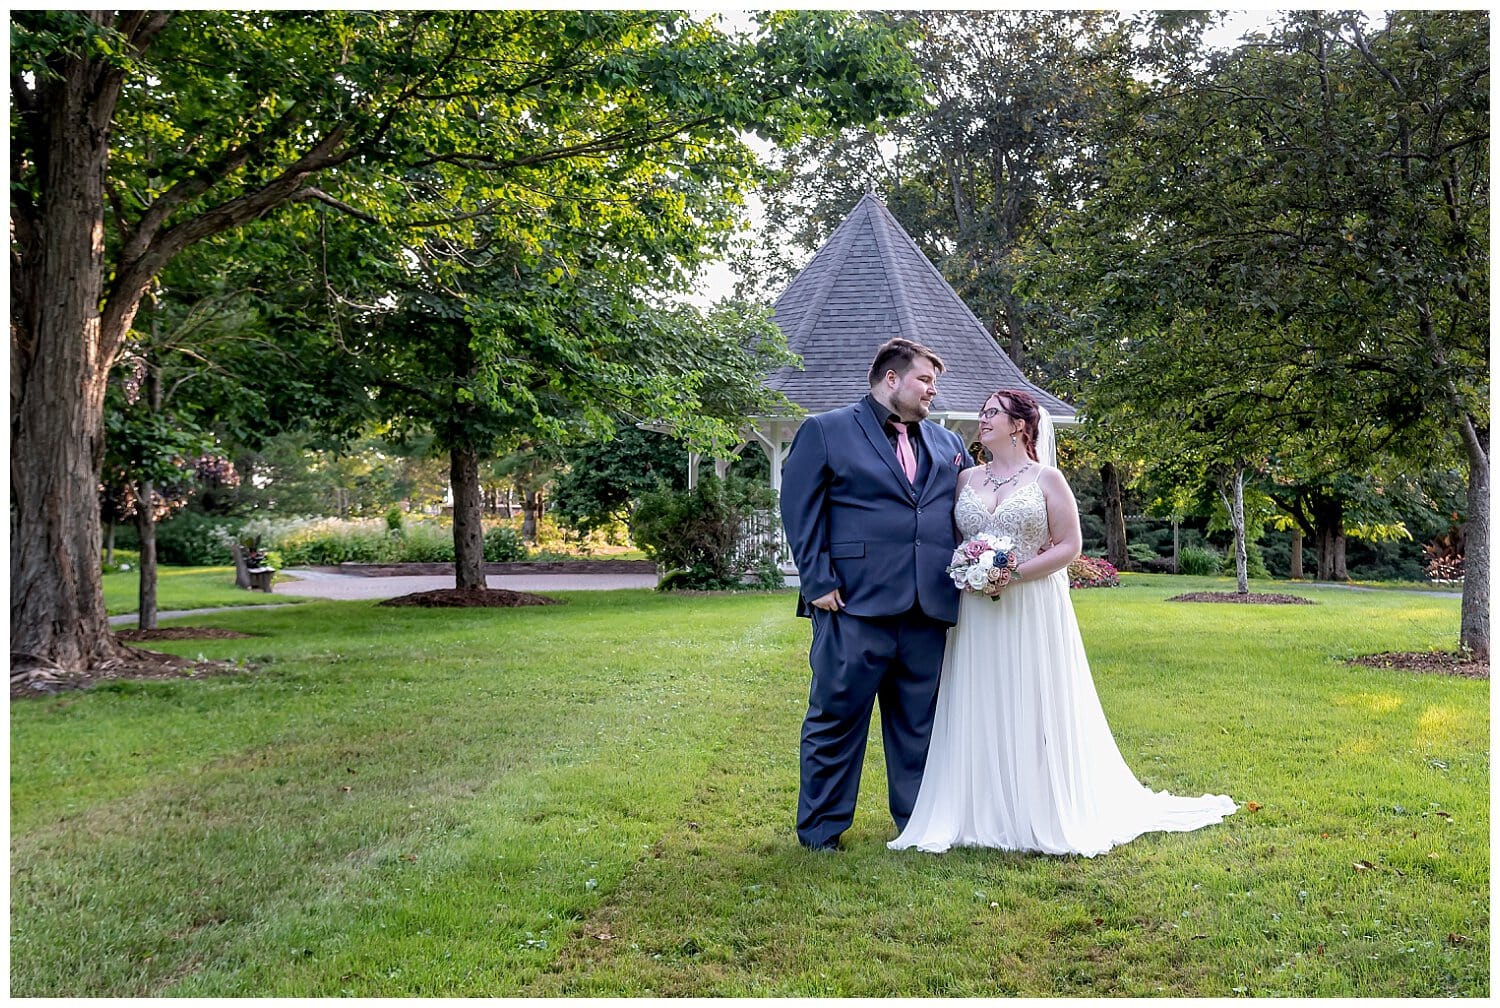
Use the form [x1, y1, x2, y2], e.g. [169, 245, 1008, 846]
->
[1010, 432, 1018, 448]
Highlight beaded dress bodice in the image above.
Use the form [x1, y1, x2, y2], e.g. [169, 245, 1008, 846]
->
[955, 480, 1050, 563]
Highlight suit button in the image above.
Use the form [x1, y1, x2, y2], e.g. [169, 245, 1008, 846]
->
[915, 539, 922, 546]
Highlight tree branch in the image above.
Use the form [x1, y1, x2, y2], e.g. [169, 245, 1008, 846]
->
[289, 186, 379, 222]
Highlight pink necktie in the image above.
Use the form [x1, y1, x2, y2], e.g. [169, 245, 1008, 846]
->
[893, 423, 917, 484]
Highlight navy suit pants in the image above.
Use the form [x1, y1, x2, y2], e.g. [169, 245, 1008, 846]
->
[798, 606, 948, 848]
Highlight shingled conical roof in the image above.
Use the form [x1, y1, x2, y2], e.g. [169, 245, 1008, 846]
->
[765, 193, 1074, 421]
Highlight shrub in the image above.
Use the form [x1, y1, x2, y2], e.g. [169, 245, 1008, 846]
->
[389, 522, 455, 563]
[1177, 545, 1221, 576]
[154, 512, 242, 565]
[631, 475, 779, 591]
[274, 520, 389, 565]
[483, 525, 529, 562]
[272, 517, 461, 565]
[1126, 542, 1158, 567]
[1068, 555, 1120, 589]
[386, 508, 405, 533]
[1219, 542, 1271, 579]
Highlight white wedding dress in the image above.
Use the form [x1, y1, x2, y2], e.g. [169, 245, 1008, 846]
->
[889, 478, 1237, 857]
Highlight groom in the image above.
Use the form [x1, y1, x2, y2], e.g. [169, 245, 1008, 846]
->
[779, 338, 967, 850]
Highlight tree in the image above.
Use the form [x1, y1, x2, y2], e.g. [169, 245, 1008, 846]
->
[102, 349, 235, 627]
[551, 424, 693, 537]
[1021, 11, 1487, 648]
[10, 10, 923, 672]
[743, 11, 1144, 366]
[353, 254, 800, 588]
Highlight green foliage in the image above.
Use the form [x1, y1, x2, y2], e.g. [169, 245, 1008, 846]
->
[482, 525, 529, 563]
[1177, 545, 1221, 577]
[742, 9, 1138, 376]
[153, 512, 242, 566]
[270, 519, 458, 567]
[550, 424, 691, 535]
[631, 475, 780, 590]
[234, 432, 451, 518]
[1218, 543, 1270, 580]
[1015, 10, 1486, 617]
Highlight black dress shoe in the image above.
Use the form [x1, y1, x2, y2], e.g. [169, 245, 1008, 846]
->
[801, 837, 844, 852]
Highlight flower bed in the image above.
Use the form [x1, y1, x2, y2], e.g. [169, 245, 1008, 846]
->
[1068, 555, 1120, 589]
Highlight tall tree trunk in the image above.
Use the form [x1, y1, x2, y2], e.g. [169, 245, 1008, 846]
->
[133, 352, 165, 629]
[1289, 527, 1304, 579]
[1459, 414, 1488, 658]
[1100, 462, 1128, 570]
[999, 299, 1027, 369]
[134, 483, 159, 631]
[521, 489, 543, 543]
[104, 522, 116, 566]
[1218, 467, 1249, 594]
[1311, 492, 1347, 582]
[10, 39, 136, 673]
[230, 543, 252, 590]
[450, 447, 486, 590]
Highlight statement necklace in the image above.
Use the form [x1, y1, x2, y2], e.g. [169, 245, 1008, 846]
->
[982, 460, 1033, 491]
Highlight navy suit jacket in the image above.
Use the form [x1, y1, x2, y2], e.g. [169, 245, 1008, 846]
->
[780, 399, 967, 626]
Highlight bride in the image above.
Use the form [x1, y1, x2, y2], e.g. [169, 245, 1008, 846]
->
[889, 389, 1237, 856]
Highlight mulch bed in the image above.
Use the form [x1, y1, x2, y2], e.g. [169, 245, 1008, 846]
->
[1347, 651, 1489, 679]
[377, 587, 564, 608]
[115, 627, 254, 641]
[11, 646, 245, 699]
[1168, 591, 1316, 605]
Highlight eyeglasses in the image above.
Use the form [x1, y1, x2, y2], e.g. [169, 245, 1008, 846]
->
[978, 406, 1007, 419]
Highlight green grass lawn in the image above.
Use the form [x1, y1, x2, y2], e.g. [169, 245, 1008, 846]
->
[103, 566, 316, 616]
[10, 576, 1486, 996]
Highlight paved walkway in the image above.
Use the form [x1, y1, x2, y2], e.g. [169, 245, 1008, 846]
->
[107, 571, 1455, 627]
[273, 567, 660, 599]
[108, 567, 661, 626]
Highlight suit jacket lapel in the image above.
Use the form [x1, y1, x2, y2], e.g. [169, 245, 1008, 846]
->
[914, 420, 941, 500]
[855, 399, 912, 493]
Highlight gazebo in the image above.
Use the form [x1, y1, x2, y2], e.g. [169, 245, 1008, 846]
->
[743, 192, 1076, 494]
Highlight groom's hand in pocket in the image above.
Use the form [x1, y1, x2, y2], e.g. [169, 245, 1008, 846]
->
[810, 588, 844, 611]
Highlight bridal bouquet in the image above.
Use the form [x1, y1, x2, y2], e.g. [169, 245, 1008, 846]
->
[947, 532, 1019, 598]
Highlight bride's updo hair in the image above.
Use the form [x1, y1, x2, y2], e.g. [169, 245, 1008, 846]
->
[989, 389, 1042, 463]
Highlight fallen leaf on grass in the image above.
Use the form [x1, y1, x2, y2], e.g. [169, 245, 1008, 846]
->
[339, 785, 353, 793]
[1245, 801, 1262, 812]
[1448, 933, 1469, 945]
[399, 854, 418, 862]
[593, 930, 614, 941]
[1352, 860, 1375, 871]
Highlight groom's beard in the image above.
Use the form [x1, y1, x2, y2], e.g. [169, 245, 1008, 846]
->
[894, 391, 932, 421]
